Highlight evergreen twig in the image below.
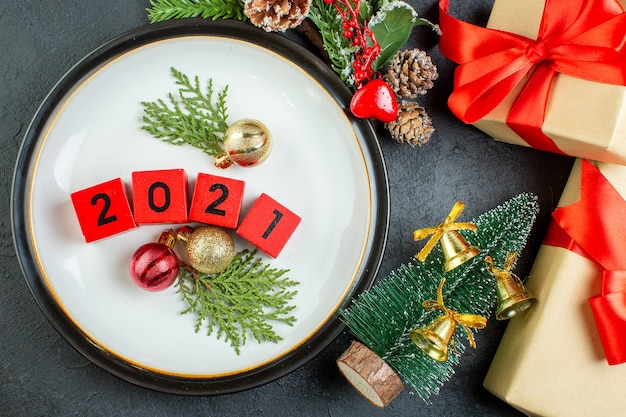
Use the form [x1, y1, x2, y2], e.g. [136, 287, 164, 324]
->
[146, 0, 247, 23]
[176, 249, 299, 355]
[308, 0, 358, 87]
[141, 67, 229, 157]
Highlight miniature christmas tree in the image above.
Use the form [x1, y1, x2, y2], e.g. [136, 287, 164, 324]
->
[337, 193, 539, 406]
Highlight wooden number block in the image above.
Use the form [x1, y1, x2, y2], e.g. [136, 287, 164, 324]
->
[237, 193, 301, 258]
[189, 173, 245, 229]
[70, 178, 136, 242]
[132, 169, 189, 224]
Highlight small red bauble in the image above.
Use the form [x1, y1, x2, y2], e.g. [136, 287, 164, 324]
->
[130, 230, 179, 291]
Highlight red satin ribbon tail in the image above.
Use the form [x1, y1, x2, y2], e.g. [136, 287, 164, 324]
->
[589, 292, 626, 365]
[506, 65, 565, 155]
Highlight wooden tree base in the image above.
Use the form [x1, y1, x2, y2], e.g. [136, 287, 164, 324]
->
[336, 340, 404, 408]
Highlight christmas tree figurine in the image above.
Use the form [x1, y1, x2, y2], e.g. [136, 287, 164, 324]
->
[336, 193, 539, 407]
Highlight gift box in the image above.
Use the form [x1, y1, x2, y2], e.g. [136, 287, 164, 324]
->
[483, 159, 626, 417]
[439, 0, 626, 165]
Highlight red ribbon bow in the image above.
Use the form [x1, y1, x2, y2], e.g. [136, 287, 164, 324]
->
[439, 0, 626, 154]
[544, 160, 626, 365]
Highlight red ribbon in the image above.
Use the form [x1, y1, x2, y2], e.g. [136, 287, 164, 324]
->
[439, 0, 626, 155]
[544, 160, 626, 365]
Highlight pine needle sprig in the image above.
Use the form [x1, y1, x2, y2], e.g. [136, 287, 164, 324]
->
[141, 67, 229, 157]
[176, 249, 299, 355]
[308, 0, 358, 87]
[340, 192, 540, 402]
[146, 0, 247, 23]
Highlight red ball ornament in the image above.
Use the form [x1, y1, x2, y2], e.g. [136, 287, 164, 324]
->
[130, 230, 179, 291]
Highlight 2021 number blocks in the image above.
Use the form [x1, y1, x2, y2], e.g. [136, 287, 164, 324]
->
[70, 171, 300, 257]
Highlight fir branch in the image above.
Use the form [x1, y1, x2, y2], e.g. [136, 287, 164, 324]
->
[146, 0, 247, 23]
[309, 0, 438, 88]
[309, 0, 358, 87]
[141, 67, 229, 157]
[176, 249, 299, 355]
[340, 192, 540, 402]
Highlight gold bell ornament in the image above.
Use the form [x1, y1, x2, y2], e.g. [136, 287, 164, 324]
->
[215, 119, 272, 169]
[176, 225, 236, 274]
[410, 277, 487, 362]
[413, 201, 481, 271]
[485, 253, 535, 320]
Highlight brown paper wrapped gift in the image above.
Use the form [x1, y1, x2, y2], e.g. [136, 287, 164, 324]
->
[440, 0, 626, 165]
[483, 159, 626, 417]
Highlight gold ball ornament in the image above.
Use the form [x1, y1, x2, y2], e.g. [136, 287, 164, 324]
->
[178, 226, 236, 274]
[215, 119, 272, 169]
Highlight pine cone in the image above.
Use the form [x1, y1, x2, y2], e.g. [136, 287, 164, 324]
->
[385, 101, 434, 147]
[244, 0, 311, 32]
[384, 49, 438, 99]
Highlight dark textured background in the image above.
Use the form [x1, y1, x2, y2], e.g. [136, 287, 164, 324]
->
[0, 1, 574, 416]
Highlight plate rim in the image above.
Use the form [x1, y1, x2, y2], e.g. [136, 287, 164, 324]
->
[11, 18, 390, 395]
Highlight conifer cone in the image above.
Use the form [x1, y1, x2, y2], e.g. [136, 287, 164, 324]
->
[385, 101, 434, 147]
[384, 49, 438, 99]
[244, 0, 311, 32]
